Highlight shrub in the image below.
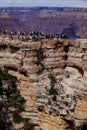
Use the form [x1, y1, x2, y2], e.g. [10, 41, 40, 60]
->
[48, 72, 57, 87]
[49, 86, 58, 95]
[48, 72, 57, 95]
[0, 68, 35, 130]
[19, 58, 24, 66]
[52, 94, 57, 102]
[23, 120, 35, 130]
[13, 110, 23, 123]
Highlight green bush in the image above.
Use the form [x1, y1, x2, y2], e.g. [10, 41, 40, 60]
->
[19, 58, 24, 66]
[48, 72, 57, 87]
[0, 68, 35, 130]
[13, 110, 23, 123]
[49, 86, 58, 95]
[52, 94, 57, 101]
[23, 120, 35, 130]
[48, 72, 57, 95]
[48, 71, 58, 103]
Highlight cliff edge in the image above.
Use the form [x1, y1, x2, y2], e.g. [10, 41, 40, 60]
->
[0, 36, 87, 130]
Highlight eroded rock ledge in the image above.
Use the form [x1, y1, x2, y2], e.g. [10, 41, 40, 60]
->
[0, 36, 87, 130]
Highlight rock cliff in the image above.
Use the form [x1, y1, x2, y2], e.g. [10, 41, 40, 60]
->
[0, 35, 87, 130]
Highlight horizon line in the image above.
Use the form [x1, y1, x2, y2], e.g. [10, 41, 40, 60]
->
[0, 6, 87, 9]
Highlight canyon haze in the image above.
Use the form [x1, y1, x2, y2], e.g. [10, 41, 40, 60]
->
[0, 7, 87, 38]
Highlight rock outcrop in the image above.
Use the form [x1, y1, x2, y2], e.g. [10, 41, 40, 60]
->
[0, 36, 87, 130]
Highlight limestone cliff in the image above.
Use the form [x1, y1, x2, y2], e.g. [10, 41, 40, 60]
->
[0, 36, 87, 130]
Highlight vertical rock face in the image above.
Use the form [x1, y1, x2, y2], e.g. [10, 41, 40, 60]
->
[0, 36, 87, 129]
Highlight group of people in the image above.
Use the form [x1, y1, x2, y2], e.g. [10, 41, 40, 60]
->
[0, 28, 68, 42]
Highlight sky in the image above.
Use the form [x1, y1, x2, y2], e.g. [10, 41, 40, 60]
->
[0, 0, 87, 8]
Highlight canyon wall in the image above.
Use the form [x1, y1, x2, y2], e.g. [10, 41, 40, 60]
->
[0, 7, 87, 38]
[0, 36, 87, 129]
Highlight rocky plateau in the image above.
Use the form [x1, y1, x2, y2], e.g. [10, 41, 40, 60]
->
[0, 35, 87, 130]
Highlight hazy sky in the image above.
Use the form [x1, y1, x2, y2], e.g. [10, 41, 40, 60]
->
[0, 0, 87, 8]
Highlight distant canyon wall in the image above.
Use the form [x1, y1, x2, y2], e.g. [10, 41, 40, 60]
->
[0, 7, 87, 38]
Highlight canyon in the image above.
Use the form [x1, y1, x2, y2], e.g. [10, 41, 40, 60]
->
[0, 7, 87, 38]
[0, 35, 87, 130]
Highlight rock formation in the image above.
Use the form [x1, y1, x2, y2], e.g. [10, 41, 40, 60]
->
[0, 35, 87, 130]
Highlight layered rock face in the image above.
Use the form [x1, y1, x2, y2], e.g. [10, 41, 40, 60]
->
[0, 36, 87, 130]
